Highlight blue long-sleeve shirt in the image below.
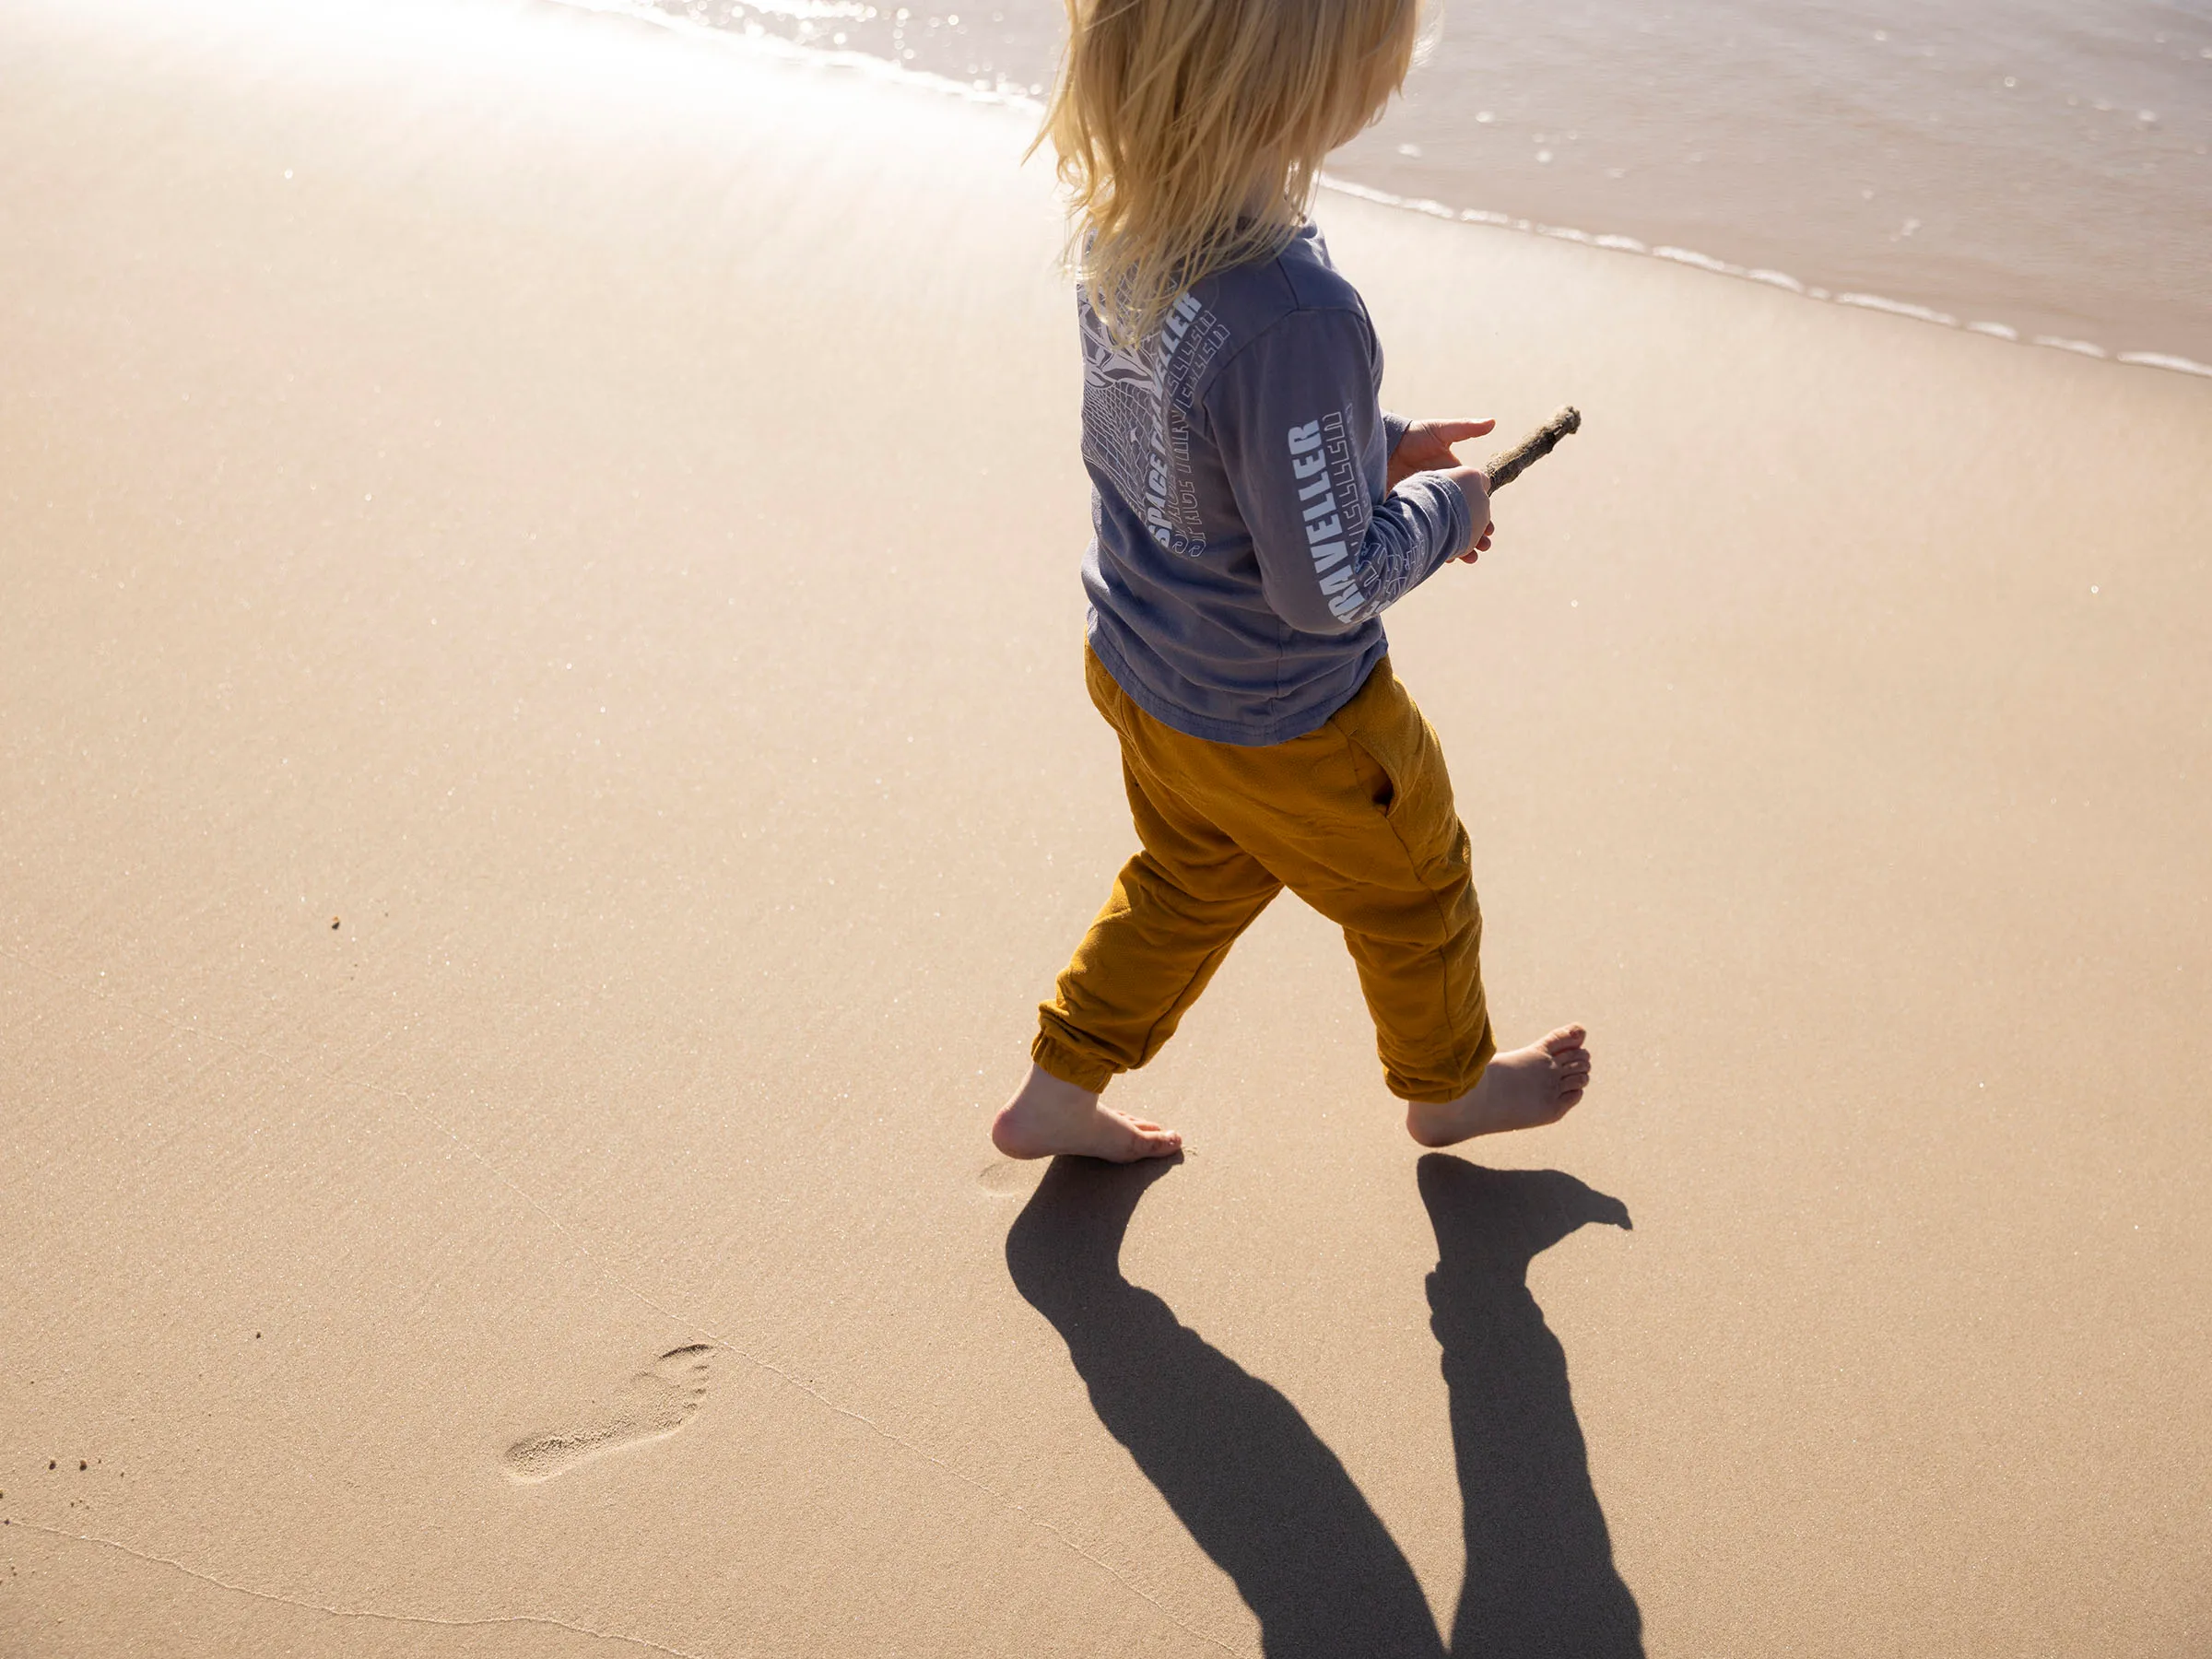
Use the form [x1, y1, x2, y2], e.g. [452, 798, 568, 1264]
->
[1079, 223, 1472, 746]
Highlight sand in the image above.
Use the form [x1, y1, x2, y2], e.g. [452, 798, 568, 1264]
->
[2, 0, 2208, 1653]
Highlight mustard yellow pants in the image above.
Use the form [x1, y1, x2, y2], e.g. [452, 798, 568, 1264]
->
[1033, 648, 1495, 1105]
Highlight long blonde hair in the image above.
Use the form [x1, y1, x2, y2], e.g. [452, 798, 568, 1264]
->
[1038, 0, 1423, 348]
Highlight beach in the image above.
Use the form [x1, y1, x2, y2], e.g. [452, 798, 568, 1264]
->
[3, 0, 2209, 1653]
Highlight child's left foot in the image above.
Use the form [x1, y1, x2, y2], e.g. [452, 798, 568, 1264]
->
[992, 1065, 1182, 1162]
[1404, 1025, 1592, 1147]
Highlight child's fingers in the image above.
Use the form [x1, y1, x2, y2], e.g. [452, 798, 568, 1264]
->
[1430, 418, 1497, 441]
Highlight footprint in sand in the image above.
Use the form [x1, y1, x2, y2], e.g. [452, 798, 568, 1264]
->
[977, 1159, 1041, 1197]
[502, 1345, 714, 1483]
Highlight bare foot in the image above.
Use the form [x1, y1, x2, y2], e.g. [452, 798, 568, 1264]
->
[1405, 1026, 1592, 1147]
[991, 1065, 1182, 1163]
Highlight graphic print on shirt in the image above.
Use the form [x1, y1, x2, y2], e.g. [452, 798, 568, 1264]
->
[1080, 291, 1230, 558]
[1284, 409, 1415, 625]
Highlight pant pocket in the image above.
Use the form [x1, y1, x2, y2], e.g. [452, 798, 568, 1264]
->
[1334, 674, 1463, 878]
[1344, 733, 1397, 817]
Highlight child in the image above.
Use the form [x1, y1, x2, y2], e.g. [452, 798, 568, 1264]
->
[993, 0, 1592, 1163]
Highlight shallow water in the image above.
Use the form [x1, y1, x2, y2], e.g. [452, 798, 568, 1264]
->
[594, 0, 2210, 371]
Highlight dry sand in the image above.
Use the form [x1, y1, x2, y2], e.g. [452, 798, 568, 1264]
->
[3, 0, 2208, 1653]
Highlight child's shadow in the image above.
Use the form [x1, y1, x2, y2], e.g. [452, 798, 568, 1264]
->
[1006, 1153, 1642, 1657]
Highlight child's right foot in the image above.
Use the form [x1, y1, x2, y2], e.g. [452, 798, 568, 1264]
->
[1404, 1025, 1592, 1147]
[992, 1065, 1182, 1163]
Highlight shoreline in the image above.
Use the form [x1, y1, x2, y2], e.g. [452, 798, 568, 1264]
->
[542, 0, 2212, 382]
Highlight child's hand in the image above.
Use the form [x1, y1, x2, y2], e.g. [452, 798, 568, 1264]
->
[1390, 418, 1496, 562]
[1435, 464, 1493, 564]
[1451, 500, 1504, 566]
[1387, 417, 1495, 488]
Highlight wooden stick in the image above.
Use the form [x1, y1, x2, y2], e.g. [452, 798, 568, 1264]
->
[1485, 406, 1582, 490]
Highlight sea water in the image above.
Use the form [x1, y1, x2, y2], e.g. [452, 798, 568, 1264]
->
[579, 0, 2211, 374]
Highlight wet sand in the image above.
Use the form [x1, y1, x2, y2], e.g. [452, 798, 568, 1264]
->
[2, 0, 2208, 1654]
[591, 0, 2212, 369]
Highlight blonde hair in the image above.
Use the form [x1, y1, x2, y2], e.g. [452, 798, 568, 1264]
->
[1038, 0, 1423, 347]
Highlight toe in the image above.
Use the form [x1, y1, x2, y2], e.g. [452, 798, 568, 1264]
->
[1542, 1025, 1588, 1055]
[1103, 1106, 1180, 1160]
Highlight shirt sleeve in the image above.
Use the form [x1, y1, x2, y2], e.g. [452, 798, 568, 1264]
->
[1204, 308, 1471, 638]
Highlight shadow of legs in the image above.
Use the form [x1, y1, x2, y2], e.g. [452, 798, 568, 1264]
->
[1007, 1157, 1446, 1658]
[1418, 1157, 1644, 1658]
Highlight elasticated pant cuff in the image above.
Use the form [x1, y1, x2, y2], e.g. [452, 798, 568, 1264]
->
[1389, 1028, 1500, 1106]
[1030, 1031, 1117, 1095]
